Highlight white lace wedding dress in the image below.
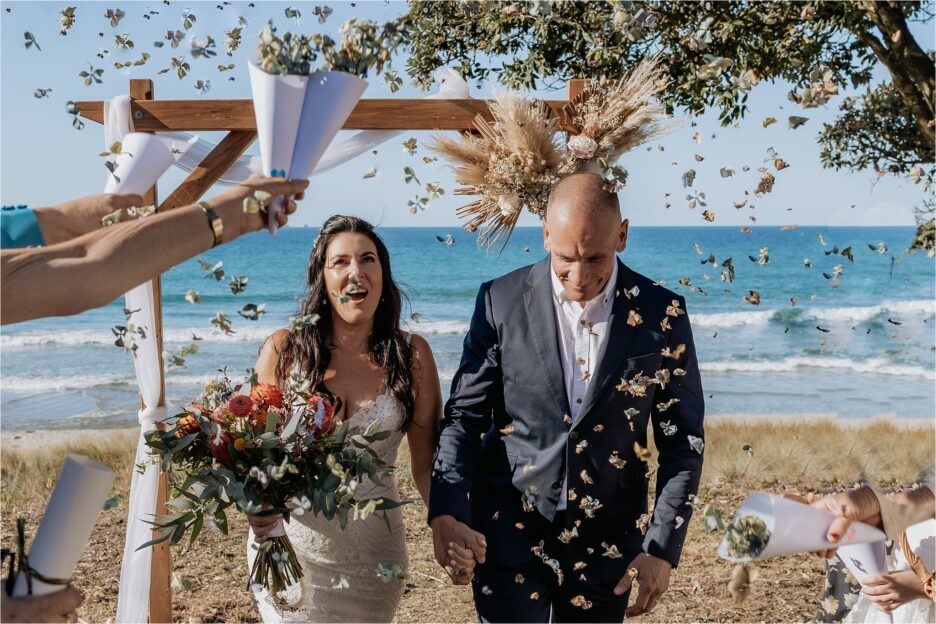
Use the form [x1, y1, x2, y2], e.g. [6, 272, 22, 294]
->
[247, 393, 409, 622]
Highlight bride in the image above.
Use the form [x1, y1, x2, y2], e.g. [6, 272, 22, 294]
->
[245, 215, 479, 621]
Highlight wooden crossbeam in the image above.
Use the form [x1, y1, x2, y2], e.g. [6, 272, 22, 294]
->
[75, 98, 572, 131]
[158, 130, 256, 212]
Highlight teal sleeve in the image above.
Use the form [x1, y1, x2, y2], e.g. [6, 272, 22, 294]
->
[1, 206, 45, 248]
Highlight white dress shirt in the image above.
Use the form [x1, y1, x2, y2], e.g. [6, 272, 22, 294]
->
[550, 261, 618, 510]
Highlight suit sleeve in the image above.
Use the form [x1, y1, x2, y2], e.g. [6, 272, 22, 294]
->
[428, 281, 503, 526]
[643, 295, 705, 568]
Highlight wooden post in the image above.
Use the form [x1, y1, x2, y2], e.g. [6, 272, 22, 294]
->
[567, 78, 587, 103]
[128, 78, 172, 624]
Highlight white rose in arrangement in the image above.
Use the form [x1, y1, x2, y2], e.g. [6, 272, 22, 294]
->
[568, 134, 598, 159]
[497, 194, 521, 217]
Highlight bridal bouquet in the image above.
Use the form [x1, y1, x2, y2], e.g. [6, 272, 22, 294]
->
[248, 19, 406, 232]
[142, 370, 400, 595]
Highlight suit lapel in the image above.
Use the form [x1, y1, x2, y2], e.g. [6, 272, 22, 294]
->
[574, 260, 638, 427]
[523, 258, 572, 420]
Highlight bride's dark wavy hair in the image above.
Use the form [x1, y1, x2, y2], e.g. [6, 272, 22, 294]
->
[274, 215, 415, 431]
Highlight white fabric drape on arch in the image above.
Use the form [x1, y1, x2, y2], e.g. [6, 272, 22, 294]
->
[112, 69, 470, 622]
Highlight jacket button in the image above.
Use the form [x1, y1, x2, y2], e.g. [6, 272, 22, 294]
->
[569, 431, 579, 440]
[551, 480, 561, 489]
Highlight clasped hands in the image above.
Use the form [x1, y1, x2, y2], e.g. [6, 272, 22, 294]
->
[429, 515, 487, 585]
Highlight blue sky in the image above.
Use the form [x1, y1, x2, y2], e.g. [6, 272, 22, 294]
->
[1, 0, 932, 227]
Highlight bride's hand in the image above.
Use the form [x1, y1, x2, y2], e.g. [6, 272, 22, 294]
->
[246, 509, 283, 544]
[445, 542, 478, 583]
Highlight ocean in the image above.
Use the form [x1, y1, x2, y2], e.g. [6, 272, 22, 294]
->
[2, 226, 933, 430]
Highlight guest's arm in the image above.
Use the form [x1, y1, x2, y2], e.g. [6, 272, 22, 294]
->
[644, 295, 705, 569]
[33, 192, 146, 246]
[406, 334, 442, 507]
[1, 175, 308, 325]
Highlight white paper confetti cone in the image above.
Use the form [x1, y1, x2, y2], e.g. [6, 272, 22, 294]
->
[248, 59, 309, 234]
[13, 455, 116, 596]
[717, 492, 887, 562]
[290, 71, 368, 180]
[103, 133, 198, 195]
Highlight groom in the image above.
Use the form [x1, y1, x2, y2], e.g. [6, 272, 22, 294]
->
[429, 173, 705, 622]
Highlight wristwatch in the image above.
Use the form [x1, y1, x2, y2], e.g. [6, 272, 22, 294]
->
[199, 201, 223, 248]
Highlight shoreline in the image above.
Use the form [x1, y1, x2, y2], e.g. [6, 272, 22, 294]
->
[2, 413, 932, 452]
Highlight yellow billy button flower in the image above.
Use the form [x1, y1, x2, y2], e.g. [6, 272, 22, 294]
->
[233, 437, 247, 451]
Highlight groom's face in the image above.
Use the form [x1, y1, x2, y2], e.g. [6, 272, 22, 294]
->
[543, 202, 628, 304]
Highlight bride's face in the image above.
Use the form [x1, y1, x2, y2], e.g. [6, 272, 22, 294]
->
[323, 232, 384, 327]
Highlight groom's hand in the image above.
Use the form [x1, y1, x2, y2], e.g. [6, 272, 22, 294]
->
[615, 552, 672, 617]
[430, 515, 487, 585]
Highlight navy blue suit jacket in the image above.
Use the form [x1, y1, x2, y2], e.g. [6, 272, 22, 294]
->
[429, 257, 704, 581]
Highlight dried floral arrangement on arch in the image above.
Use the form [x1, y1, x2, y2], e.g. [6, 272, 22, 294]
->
[431, 58, 673, 251]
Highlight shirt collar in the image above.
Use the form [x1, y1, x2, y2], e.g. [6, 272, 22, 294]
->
[550, 259, 619, 310]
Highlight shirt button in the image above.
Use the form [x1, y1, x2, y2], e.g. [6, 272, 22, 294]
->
[575, 398, 583, 404]
[569, 431, 579, 440]
[580, 320, 586, 326]
[551, 480, 562, 489]
[577, 357, 585, 365]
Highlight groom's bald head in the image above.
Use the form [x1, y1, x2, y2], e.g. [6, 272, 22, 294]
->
[546, 172, 621, 221]
[543, 173, 628, 304]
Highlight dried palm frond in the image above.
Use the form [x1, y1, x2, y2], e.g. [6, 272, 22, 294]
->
[560, 57, 675, 178]
[431, 92, 563, 252]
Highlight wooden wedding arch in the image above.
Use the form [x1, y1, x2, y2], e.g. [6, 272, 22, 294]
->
[77, 77, 585, 623]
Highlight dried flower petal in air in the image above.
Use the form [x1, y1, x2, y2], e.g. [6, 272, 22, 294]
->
[633, 442, 651, 462]
[687, 435, 704, 454]
[728, 564, 759, 603]
[579, 495, 603, 518]
[627, 309, 643, 326]
[724, 515, 771, 560]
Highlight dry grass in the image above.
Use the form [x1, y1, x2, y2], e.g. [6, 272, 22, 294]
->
[1, 419, 932, 623]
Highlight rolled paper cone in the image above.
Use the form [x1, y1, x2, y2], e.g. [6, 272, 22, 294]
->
[838, 541, 888, 583]
[904, 519, 935, 570]
[290, 72, 368, 180]
[104, 133, 198, 195]
[247, 60, 309, 235]
[13, 455, 116, 596]
[717, 492, 887, 562]
[268, 518, 287, 538]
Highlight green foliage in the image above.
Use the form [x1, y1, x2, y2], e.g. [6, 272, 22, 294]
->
[404, 0, 934, 249]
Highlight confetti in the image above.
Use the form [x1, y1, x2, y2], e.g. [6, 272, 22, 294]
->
[601, 542, 622, 558]
[633, 442, 651, 462]
[728, 564, 759, 603]
[687, 435, 704, 454]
